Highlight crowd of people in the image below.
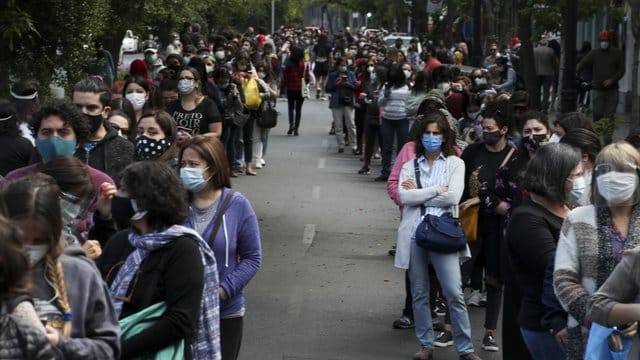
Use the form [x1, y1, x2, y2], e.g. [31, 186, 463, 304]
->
[0, 20, 637, 360]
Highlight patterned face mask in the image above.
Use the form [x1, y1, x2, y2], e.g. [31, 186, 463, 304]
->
[135, 135, 171, 160]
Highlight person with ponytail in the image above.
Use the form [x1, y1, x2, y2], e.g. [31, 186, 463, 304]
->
[0, 215, 58, 359]
[0, 174, 120, 359]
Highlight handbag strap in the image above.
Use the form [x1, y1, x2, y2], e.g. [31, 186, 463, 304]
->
[207, 189, 236, 246]
[413, 158, 426, 217]
[500, 147, 516, 169]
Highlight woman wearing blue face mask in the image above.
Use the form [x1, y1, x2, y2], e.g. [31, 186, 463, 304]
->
[505, 143, 582, 360]
[394, 111, 480, 360]
[179, 135, 262, 360]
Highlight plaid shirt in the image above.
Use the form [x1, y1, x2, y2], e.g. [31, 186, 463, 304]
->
[280, 60, 309, 93]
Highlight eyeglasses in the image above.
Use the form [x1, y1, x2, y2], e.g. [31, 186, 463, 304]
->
[59, 191, 81, 204]
[109, 123, 130, 136]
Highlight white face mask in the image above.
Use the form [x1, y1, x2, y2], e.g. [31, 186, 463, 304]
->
[215, 51, 226, 60]
[367, 66, 374, 73]
[125, 92, 146, 111]
[597, 172, 639, 205]
[206, 65, 214, 74]
[474, 77, 487, 86]
[569, 176, 586, 200]
[26, 244, 49, 267]
[403, 70, 412, 80]
[600, 41, 610, 50]
[548, 133, 561, 143]
[173, 39, 181, 47]
[437, 82, 450, 93]
[60, 199, 81, 226]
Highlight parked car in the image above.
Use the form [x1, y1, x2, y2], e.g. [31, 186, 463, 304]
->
[383, 34, 421, 54]
[121, 30, 140, 53]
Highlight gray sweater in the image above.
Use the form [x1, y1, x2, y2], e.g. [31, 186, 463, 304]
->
[31, 252, 120, 359]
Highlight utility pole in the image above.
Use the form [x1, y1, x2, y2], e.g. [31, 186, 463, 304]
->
[560, 0, 578, 112]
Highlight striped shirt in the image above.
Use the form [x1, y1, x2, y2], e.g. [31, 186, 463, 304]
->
[412, 154, 448, 235]
[378, 84, 410, 120]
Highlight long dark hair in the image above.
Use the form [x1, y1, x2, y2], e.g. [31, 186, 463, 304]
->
[414, 111, 455, 157]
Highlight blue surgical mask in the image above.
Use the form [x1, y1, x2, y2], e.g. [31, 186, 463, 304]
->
[180, 167, 210, 192]
[178, 79, 195, 94]
[421, 134, 443, 153]
[569, 176, 586, 200]
[339, 66, 347, 72]
[36, 136, 77, 162]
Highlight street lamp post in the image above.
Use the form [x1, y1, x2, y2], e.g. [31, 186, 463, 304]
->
[366, 12, 372, 28]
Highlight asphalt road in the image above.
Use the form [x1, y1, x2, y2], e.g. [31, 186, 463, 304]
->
[231, 99, 503, 360]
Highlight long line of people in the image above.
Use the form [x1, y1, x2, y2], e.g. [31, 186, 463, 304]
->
[0, 22, 637, 360]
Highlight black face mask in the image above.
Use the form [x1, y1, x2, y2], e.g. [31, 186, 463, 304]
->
[111, 195, 134, 230]
[86, 113, 104, 134]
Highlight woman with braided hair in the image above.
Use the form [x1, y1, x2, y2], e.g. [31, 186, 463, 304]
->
[0, 174, 120, 359]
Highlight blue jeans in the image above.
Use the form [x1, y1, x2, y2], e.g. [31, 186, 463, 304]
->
[409, 240, 474, 355]
[380, 118, 409, 177]
[520, 328, 565, 360]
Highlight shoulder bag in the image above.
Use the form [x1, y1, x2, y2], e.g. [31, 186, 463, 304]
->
[413, 158, 467, 253]
[256, 101, 278, 129]
[460, 146, 515, 241]
[119, 301, 184, 359]
[301, 63, 310, 99]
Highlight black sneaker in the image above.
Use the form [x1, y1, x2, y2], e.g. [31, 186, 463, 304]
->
[338, 148, 344, 153]
[434, 330, 454, 347]
[392, 315, 415, 329]
[482, 334, 499, 352]
[432, 299, 447, 317]
[374, 175, 388, 182]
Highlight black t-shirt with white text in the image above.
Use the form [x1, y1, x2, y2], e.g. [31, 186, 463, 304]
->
[167, 97, 221, 135]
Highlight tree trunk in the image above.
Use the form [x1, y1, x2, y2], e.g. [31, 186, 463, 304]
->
[516, 0, 539, 109]
[471, 0, 482, 67]
[631, 0, 640, 131]
[560, 0, 577, 113]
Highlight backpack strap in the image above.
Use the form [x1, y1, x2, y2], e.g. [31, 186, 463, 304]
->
[207, 189, 236, 246]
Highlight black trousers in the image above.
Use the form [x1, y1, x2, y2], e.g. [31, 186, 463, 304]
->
[287, 90, 304, 130]
[221, 317, 243, 360]
[354, 105, 365, 151]
[363, 122, 381, 168]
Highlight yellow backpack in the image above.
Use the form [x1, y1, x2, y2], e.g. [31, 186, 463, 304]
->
[242, 78, 262, 110]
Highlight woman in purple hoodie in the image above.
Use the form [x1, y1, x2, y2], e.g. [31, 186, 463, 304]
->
[179, 135, 262, 360]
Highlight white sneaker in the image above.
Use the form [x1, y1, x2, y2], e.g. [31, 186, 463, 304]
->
[466, 289, 483, 307]
[260, 158, 266, 166]
[254, 162, 263, 169]
[479, 291, 487, 306]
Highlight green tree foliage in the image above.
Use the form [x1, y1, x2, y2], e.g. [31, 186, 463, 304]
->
[0, 0, 109, 97]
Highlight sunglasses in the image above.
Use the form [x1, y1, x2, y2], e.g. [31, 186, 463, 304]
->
[110, 123, 131, 136]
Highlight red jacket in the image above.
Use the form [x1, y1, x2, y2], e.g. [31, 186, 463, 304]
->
[280, 61, 309, 93]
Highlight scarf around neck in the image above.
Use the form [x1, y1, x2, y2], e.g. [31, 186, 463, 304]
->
[109, 224, 221, 359]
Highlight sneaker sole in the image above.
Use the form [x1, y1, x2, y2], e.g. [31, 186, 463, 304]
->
[482, 345, 499, 352]
[434, 340, 454, 348]
[392, 324, 415, 329]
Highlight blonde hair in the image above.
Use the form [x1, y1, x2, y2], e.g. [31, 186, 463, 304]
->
[595, 141, 640, 169]
[45, 255, 72, 336]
